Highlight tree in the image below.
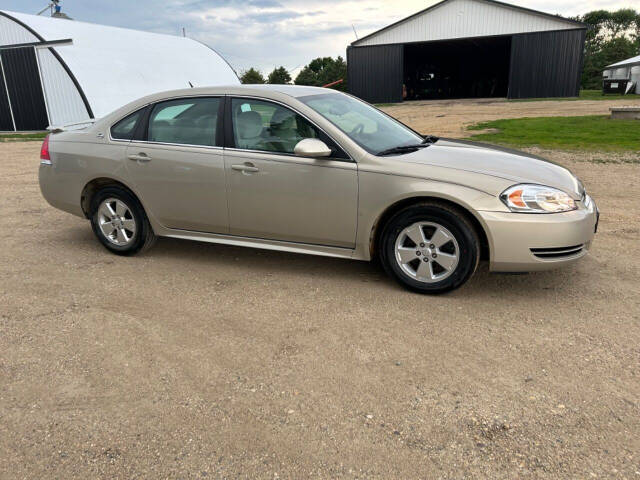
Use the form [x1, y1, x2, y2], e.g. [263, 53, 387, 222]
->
[582, 37, 638, 89]
[240, 68, 265, 84]
[577, 9, 640, 89]
[267, 66, 292, 84]
[294, 56, 347, 91]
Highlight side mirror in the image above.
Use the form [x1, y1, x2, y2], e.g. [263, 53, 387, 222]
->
[294, 138, 332, 158]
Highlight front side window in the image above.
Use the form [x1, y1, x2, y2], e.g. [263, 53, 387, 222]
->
[148, 97, 221, 146]
[110, 109, 143, 140]
[298, 92, 424, 155]
[231, 98, 319, 154]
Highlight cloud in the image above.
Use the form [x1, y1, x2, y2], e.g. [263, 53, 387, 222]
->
[4, 0, 638, 76]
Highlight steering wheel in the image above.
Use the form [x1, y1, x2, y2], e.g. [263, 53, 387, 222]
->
[351, 123, 365, 136]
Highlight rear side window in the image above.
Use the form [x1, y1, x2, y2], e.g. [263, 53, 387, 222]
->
[110, 110, 143, 140]
[148, 97, 221, 147]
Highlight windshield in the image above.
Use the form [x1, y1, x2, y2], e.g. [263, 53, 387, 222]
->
[298, 92, 424, 155]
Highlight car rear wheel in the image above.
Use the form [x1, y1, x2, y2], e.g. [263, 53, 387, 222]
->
[90, 186, 156, 255]
[379, 202, 480, 294]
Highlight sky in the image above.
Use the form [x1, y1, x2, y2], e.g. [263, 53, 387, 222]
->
[2, 0, 637, 76]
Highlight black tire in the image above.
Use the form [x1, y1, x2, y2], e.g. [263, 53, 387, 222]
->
[379, 201, 480, 294]
[89, 186, 156, 256]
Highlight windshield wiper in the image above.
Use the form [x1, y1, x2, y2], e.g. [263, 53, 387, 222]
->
[422, 135, 439, 144]
[377, 143, 430, 156]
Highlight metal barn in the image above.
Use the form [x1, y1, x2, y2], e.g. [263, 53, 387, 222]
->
[0, 10, 239, 132]
[347, 0, 587, 103]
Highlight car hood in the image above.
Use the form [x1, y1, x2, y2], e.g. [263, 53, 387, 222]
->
[396, 138, 584, 199]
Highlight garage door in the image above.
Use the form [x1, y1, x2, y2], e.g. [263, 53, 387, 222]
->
[0, 47, 49, 131]
[0, 56, 14, 131]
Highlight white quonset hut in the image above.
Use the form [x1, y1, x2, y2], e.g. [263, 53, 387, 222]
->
[603, 55, 640, 94]
[0, 10, 239, 131]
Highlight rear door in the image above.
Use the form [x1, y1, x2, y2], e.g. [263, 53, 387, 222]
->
[123, 96, 229, 233]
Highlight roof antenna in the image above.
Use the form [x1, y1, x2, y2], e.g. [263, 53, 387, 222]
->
[188, 81, 194, 88]
[352, 24, 359, 40]
[38, 0, 72, 19]
[36, 1, 56, 15]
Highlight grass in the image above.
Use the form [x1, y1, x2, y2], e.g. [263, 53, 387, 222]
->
[467, 115, 640, 152]
[0, 132, 48, 142]
[508, 89, 633, 102]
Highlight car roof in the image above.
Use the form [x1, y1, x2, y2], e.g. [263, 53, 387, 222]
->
[96, 84, 341, 128]
[238, 84, 332, 98]
[149, 84, 333, 100]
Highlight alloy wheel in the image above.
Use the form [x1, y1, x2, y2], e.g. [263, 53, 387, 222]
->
[394, 221, 460, 283]
[97, 198, 137, 246]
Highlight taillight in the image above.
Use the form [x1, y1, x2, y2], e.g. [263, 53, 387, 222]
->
[40, 134, 51, 165]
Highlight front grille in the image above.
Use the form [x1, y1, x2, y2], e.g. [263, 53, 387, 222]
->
[530, 244, 584, 259]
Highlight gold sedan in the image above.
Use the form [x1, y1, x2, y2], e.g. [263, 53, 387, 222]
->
[39, 85, 598, 293]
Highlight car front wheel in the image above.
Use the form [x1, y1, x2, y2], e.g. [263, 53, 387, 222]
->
[379, 202, 480, 294]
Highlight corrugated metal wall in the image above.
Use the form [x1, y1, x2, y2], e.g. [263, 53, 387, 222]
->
[37, 47, 91, 125]
[508, 29, 585, 99]
[354, 0, 578, 47]
[632, 66, 640, 94]
[0, 47, 49, 130]
[347, 45, 403, 104]
[0, 56, 15, 131]
[0, 14, 39, 45]
[1, 11, 91, 130]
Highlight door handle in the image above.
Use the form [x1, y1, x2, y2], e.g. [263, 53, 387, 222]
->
[231, 163, 259, 173]
[127, 153, 152, 162]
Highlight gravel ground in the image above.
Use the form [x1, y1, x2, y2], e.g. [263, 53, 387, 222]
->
[1, 99, 639, 479]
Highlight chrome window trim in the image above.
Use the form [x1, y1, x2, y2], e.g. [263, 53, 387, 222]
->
[126, 139, 224, 151]
[228, 95, 355, 163]
[107, 93, 355, 163]
[223, 147, 355, 170]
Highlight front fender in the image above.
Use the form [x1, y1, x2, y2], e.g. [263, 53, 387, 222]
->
[354, 171, 508, 261]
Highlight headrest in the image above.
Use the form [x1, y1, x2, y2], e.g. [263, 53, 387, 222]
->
[195, 115, 216, 128]
[271, 108, 296, 125]
[236, 111, 263, 139]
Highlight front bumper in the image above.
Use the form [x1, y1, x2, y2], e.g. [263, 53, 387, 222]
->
[479, 197, 598, 272]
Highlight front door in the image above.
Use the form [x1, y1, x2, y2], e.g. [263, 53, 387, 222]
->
[224, 97, 358, 248]
[124, 96, 228, 233]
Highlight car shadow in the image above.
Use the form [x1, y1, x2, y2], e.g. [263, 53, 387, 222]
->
[152, 236, 585, 298]
[151, 235, 386, 281]
[68, 225, 588, 299]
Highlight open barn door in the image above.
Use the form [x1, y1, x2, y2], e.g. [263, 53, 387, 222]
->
[347, 44, 404, 104]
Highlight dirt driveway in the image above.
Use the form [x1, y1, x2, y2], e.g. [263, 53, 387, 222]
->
[1, 104, 639, 478]
[380, 97, 640, 137]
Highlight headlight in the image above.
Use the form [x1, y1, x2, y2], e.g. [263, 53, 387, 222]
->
[500, 184, 577, 213]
